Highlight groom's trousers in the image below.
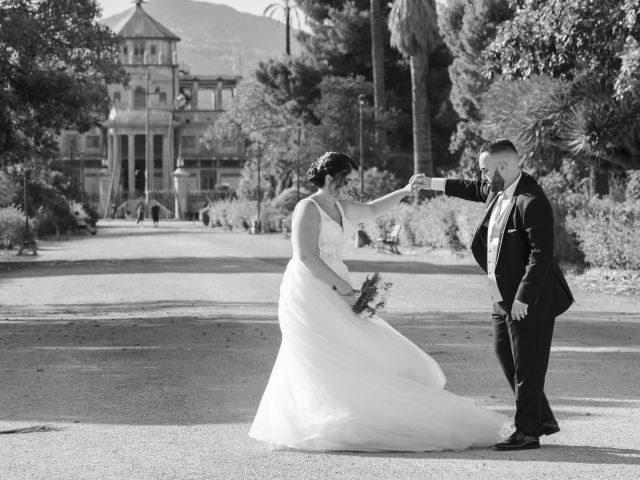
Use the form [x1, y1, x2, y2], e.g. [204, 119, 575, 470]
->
[492, 302, 557, 437]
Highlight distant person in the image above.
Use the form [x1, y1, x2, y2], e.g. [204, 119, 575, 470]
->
[151, 201, 161, 228]
[136, 202, 145, 228]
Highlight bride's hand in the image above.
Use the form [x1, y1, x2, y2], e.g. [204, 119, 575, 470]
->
[403, 174, 427, 194]
[341, 289, 360, 307]
[404, 174, 432, 193]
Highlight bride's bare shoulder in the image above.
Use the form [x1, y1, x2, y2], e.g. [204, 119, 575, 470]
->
[293, 198, 320, 222]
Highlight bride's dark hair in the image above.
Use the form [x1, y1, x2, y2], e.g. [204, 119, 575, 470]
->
[306, 152, 359, 188]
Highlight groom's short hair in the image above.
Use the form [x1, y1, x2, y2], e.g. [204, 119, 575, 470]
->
[479, 138, 518, 156]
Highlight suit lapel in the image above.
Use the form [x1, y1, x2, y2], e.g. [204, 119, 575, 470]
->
[473, 193, 499, 244]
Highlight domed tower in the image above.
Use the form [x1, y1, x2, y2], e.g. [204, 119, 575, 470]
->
[104, 0, 181, 201]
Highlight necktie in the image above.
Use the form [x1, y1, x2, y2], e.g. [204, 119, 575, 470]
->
[490, 194, 508, 239]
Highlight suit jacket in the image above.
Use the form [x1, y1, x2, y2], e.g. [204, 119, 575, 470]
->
[445, 172, 574, 325]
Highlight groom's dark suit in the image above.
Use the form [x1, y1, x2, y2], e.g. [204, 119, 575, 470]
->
[444, 172, 574, 437]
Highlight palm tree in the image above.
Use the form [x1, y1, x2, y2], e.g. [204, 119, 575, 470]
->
[370, 0, 387, 148]
[264, 0, 302, 56]
[388, 0, 439, 176]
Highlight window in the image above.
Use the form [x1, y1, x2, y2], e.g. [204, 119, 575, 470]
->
[201, 170, 216, 191]
[159, 92, 167, 103]
[86, 135, 101, 149]
[122, 45, 128, 55]
[150, 45, 157, 56]
[181, 136, 196, 150]
[134, 41, 145, 56]
[134, 87, 146, 108]
[113, 91, 121, 102]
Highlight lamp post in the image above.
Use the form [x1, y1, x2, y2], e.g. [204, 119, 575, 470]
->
[23, 166, 29, 232]
[358, 94, 366, 200]
[256, 142, 262, 233]
[296, 121, 301, 202]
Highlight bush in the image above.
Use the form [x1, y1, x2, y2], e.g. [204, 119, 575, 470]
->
[566, 198, 640, 269]
[0, 205, 28, 248]
[539, 172, 586, 264]
[32, 206, 75, 237]
[626, 170, 640, 201]
[0, 172, 17, 208]
[272, 186, 312, 215]
[362, 168, 400, 200]
[358, 196, 484, 251]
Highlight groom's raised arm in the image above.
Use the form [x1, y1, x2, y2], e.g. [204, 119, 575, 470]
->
[426, 177, 490, 203]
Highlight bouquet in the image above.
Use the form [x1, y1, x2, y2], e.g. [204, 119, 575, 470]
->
[352, 273, 392, 319]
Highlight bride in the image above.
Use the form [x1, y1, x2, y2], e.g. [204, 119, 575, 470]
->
[249, 152, 507, 452]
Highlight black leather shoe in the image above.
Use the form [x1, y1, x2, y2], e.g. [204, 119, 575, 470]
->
[494, 431, 540, 451]
[539, 422, 560, 436]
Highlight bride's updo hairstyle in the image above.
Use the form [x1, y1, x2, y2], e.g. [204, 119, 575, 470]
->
[306, 152, 359, 189]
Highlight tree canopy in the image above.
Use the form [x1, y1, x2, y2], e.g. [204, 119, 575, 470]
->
[0, 0, 126, 164]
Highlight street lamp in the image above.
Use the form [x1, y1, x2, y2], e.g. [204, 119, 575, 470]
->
[296, 121, 302, 202]
[23, 166, 29, 232]
[358, 94, 366, 200]
[256, 142, 262, 233]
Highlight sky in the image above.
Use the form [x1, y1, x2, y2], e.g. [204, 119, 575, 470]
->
[97, 0, 295, 23]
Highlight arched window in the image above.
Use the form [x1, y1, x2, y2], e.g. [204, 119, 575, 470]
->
[134, 87, 146, 108]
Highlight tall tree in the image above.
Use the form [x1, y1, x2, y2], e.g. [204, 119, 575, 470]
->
[370, 0, 387, 147]
[388, 0, 439, 176]
[438, 0, 512, 173]
[484, 0, 640, 173]
[264, 0, 303, 56]
[0, 0, 126, 165]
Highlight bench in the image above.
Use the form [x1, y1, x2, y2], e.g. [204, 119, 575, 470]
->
[376, 224, 402, 254]
[17, 232, 38, 256]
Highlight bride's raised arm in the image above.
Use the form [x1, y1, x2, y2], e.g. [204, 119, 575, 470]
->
[340, 175, 419, 223]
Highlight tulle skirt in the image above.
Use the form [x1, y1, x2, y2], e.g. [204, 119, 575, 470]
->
[248, 258, 508, 451]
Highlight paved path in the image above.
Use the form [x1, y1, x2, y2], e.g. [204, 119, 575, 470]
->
[1, 220, 639, 479]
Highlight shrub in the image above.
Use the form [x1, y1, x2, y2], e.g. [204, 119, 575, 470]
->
[272, 186, 312, 215]
[626, 170, 640, 201]
[32, 206, 75, 238]
[357, 196, 484, 251]
[539, 172, 586, 264]
[0, 172, 17, 208]
[0, 205, 28, 248]
[566, 198, 640, 269]
[362, 168, 400, 200]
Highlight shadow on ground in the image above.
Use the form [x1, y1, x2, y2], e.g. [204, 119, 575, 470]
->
[328, 445, 640, 465]
[1, 311, 638, 428]
[0, 257, 482, 277]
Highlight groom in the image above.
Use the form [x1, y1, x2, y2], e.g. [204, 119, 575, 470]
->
[415, 138, 574, 450]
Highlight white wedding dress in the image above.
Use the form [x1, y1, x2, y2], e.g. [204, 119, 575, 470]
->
[249, 198, 507, 451]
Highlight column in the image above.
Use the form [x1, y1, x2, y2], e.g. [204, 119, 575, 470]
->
[173, 165, 190, 220]
[148, 133, 155, 192]
[216, 81, 223, 110]
[98, 168, 111, 217]
[191, 82, 199, 109]
[107, 133, 114, 171]
[128, 133, 135, 197]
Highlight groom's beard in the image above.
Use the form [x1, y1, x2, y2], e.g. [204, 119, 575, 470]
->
[489, 171, 505, 192]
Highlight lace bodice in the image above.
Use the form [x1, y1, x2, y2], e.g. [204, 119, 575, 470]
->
[292, 198, 350, 281]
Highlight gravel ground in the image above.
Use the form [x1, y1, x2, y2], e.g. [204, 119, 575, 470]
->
[0, 220, 639, 480]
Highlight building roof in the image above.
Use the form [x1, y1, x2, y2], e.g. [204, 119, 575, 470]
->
[113, 0, 180, 41]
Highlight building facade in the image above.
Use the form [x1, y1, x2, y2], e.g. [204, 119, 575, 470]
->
[57, 1, 245, 215]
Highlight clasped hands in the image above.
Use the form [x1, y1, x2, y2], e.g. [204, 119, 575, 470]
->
[405, 174, 432, 193]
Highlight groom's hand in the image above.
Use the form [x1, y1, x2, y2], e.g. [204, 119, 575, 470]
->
[511, 299, 529, 321]
[411, 174, 432, 190]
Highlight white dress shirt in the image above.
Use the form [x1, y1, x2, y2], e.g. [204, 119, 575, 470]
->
[431, 174, 522, 302]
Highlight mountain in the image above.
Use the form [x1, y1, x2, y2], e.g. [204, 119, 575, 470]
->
[102, 0, 302, 76]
